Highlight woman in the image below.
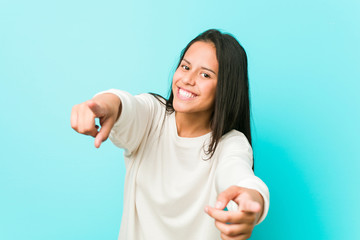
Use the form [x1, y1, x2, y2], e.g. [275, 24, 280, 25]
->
[71, 29, 269, 240]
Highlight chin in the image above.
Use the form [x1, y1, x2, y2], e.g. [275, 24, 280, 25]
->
[172, 101, 184, 112]
[173, 101, 191, 113]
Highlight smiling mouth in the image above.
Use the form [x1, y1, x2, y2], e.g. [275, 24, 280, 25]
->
[178, 87, 197, 99]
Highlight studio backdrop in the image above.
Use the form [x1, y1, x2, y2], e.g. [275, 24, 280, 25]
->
[1, 0, 359, 239]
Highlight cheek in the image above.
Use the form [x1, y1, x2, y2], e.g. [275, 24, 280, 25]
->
[172, 70, 183, 91]
[173, 69, 182, 83]
[171, 80, 177, 95]
[202, 82, 217, 99]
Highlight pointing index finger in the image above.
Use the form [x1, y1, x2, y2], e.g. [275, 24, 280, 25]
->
[215, 186, 244, 210]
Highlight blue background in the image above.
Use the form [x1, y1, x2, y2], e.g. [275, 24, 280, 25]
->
[1, 0, 359, 239]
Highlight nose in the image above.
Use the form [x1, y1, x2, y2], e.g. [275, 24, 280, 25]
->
[181, 71, 196, 86]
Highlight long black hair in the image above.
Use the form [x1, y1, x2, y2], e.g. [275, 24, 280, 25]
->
[153, 29, 252, 168]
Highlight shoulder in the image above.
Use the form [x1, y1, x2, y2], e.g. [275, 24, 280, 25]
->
[97, 89, 165, 109]
[219, 130, 251, 149]
[98, 90, 167, 123]
[216, 130, 253, 159]
[136, 93, 166, 106]
[134, 93, 167, 116]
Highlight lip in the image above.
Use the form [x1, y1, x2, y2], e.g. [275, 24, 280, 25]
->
[176, 87, 198, 100]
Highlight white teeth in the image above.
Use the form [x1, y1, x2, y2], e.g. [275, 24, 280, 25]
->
[179, 88, 196, 98]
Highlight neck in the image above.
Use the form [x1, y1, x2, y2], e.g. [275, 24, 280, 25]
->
[175, 112, 212, 138]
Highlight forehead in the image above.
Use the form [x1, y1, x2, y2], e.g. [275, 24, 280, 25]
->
[184, 41, 218, 71]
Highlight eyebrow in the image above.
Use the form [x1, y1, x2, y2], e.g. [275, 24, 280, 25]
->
[182, 58, 217, 76]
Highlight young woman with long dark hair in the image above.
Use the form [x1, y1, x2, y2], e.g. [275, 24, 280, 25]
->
[71, 29, 269, 240]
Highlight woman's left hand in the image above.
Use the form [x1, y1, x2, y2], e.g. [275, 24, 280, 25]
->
[205, 186, 264, 240]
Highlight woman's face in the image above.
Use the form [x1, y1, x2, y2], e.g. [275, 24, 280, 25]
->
[172, 41, 218, 119]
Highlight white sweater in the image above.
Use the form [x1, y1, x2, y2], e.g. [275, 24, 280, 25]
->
[102, 89, 269, 240]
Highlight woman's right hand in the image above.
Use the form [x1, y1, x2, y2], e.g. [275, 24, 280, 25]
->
[70, 93, 122, 148]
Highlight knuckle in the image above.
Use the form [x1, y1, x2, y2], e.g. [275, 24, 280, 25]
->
[71, 104, 78, 112]
[220, 233, 228, 240]
[244, 233, 252, 239]
[78, 126, 92, 135]
[223, 227, 233, 236]
[223, 215, 231, 223]
[84, 128, 94, 135]
[79, 102, 89, 110]
[77, 127, 85, 134]
[71, 122, 77, 130]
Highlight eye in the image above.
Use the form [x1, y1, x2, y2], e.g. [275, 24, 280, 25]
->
[181, 65, 190, 70]
[201, 73, 211, 78]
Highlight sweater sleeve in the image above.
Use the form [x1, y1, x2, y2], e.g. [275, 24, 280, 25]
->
[214, 131, 270, 224]
[95, 89, 163, 156]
